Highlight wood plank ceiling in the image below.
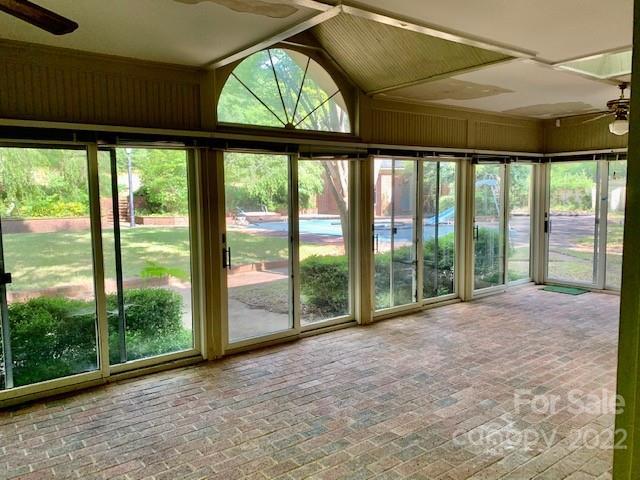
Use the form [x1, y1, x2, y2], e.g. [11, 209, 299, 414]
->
[312, 13, 512, 94]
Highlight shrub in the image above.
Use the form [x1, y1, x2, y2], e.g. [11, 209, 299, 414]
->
[300, 255, 349, 318]
[107, 288, 186, 363]
[8, 297, 97, 387]
[26, 200, 88, 218]
[474, 227, 510, 288]
[424, 232, 455, 298]
[107, 288, 183, 336]
[302, 229, 502, 312]
[4, 288, 185, 387]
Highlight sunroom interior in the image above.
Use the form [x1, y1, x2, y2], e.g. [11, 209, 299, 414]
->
[0, 0, 638, 478]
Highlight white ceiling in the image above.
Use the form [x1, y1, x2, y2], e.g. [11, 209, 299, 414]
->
[0, 0, 318, 65]
[378, 60, 622, 119]
[0, 0, 634, 119]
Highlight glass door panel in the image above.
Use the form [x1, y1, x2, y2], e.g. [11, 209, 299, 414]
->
[606, 161, 626, 289]
[508, 164, 533, 282]
[99, 148, 195, 365]
[392, 161, 418, 306]
[224, 152, 293, 343]
[547, 161, 599, 285]
[474, 164, 505, 290]
[298, 159, 351, 325]
[374, 159, 418, 310]
[0, 147, 99, 389]
[373, 158, 393, 309]
[423, 162, 457, 299]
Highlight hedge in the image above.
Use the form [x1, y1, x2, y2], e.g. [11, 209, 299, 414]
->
[2, 288, 186, 388]
[301, 229, 504, 313]
[300, 255, 349, 319]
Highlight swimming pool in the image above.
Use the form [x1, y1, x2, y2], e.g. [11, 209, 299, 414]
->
[251, 217, 455, 242]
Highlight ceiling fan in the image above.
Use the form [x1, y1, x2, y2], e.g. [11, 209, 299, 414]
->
[583, 82, 631, 136]
[0, 0, 78, 35]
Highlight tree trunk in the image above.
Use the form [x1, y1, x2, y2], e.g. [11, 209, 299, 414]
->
[322, 160, 350, 246]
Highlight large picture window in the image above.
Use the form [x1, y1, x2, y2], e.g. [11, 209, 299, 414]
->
[218, 48, 351, 133]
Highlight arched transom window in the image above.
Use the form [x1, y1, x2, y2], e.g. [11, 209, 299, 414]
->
[218, 48, 351, 133]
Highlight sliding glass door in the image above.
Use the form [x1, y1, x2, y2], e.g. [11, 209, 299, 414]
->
[606, 161, 626, 289]
[374, 159, 418, 310]
[99, 148, 197, 365]
[547, 161, 599, 285]
[0, 146, 99, 390]
[546, 158, 626, 290]
[473, 162, 533, 292]
[223, 152, 294, 344]
[298, 159, 352, 326]
[508, 164, 533, 282]
[474, 165, 505, 290]
[373, 157, 459, 312]
[423, 161, 457, 299]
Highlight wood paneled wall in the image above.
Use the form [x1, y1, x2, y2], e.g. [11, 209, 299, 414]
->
[0, 41, 627, 154]
[362, 98, 545, 152]
[0, 40, 206, 130]
[543, 115, 628, 153]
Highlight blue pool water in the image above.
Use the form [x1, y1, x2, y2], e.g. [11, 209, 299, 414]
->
[252, 212, 455, 243]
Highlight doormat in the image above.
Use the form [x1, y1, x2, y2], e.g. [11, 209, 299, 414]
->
[541, 285, 589, 295]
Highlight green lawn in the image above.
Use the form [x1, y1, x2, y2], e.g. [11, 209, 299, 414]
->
[3, 227, 340, 291]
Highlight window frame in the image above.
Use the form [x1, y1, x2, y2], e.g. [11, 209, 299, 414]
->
[216, 47, 354, 136]
[0, 141, 204, 404]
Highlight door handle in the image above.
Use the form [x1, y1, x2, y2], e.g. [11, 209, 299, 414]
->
[222, 247, 232, 269]
[473, 225, 479, 241]
[0, 272, 11, 286]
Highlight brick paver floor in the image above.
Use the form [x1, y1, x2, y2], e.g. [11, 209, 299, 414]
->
[0, 287, 619, 479]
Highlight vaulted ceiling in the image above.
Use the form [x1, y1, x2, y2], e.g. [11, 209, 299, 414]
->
[0, 0, 633, 120]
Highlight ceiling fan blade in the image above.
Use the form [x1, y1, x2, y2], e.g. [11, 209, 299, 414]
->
[0, 0, 78, 35]
[582, 112, 612, 124]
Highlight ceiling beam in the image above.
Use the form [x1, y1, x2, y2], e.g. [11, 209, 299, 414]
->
[205, 5, 341, 69]
[286, 0, 335, 11]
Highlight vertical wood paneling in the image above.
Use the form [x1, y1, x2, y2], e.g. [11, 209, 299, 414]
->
[370, 109, 468, 148]
[0, 42, 204, 130]
[367, 100, 544, 152]
[543, 117, 628, 152]
[474, 121, 543, 152]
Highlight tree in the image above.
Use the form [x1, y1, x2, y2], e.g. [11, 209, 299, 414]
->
[322, 160, 350, 241]
[0, 147, 90, 218]
[218, 48, 352, 233]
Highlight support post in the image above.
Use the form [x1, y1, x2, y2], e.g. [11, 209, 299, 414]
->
[613, 0, 640, 476]
[355, 156, 374, 324]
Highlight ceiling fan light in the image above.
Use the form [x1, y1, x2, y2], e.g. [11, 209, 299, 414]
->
[609, 118, 629, 136]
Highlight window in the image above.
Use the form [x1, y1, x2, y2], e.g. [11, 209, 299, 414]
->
[374, 159, 418, 310]
[547, 161, 599, 285]
[218, 48, 351, 133]
[0, 147, 99, 389]
[223, 152, 293, 343]
[99, 148, 196, 364]
[423, 161, 457, 299]
[299, 159, 351, 325]
[546, 158, 626, 290]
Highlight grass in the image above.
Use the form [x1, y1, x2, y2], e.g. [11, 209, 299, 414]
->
[4, 227, 192, 291]
[3, 227, 339, 291]
[5, 224, 623, 294]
